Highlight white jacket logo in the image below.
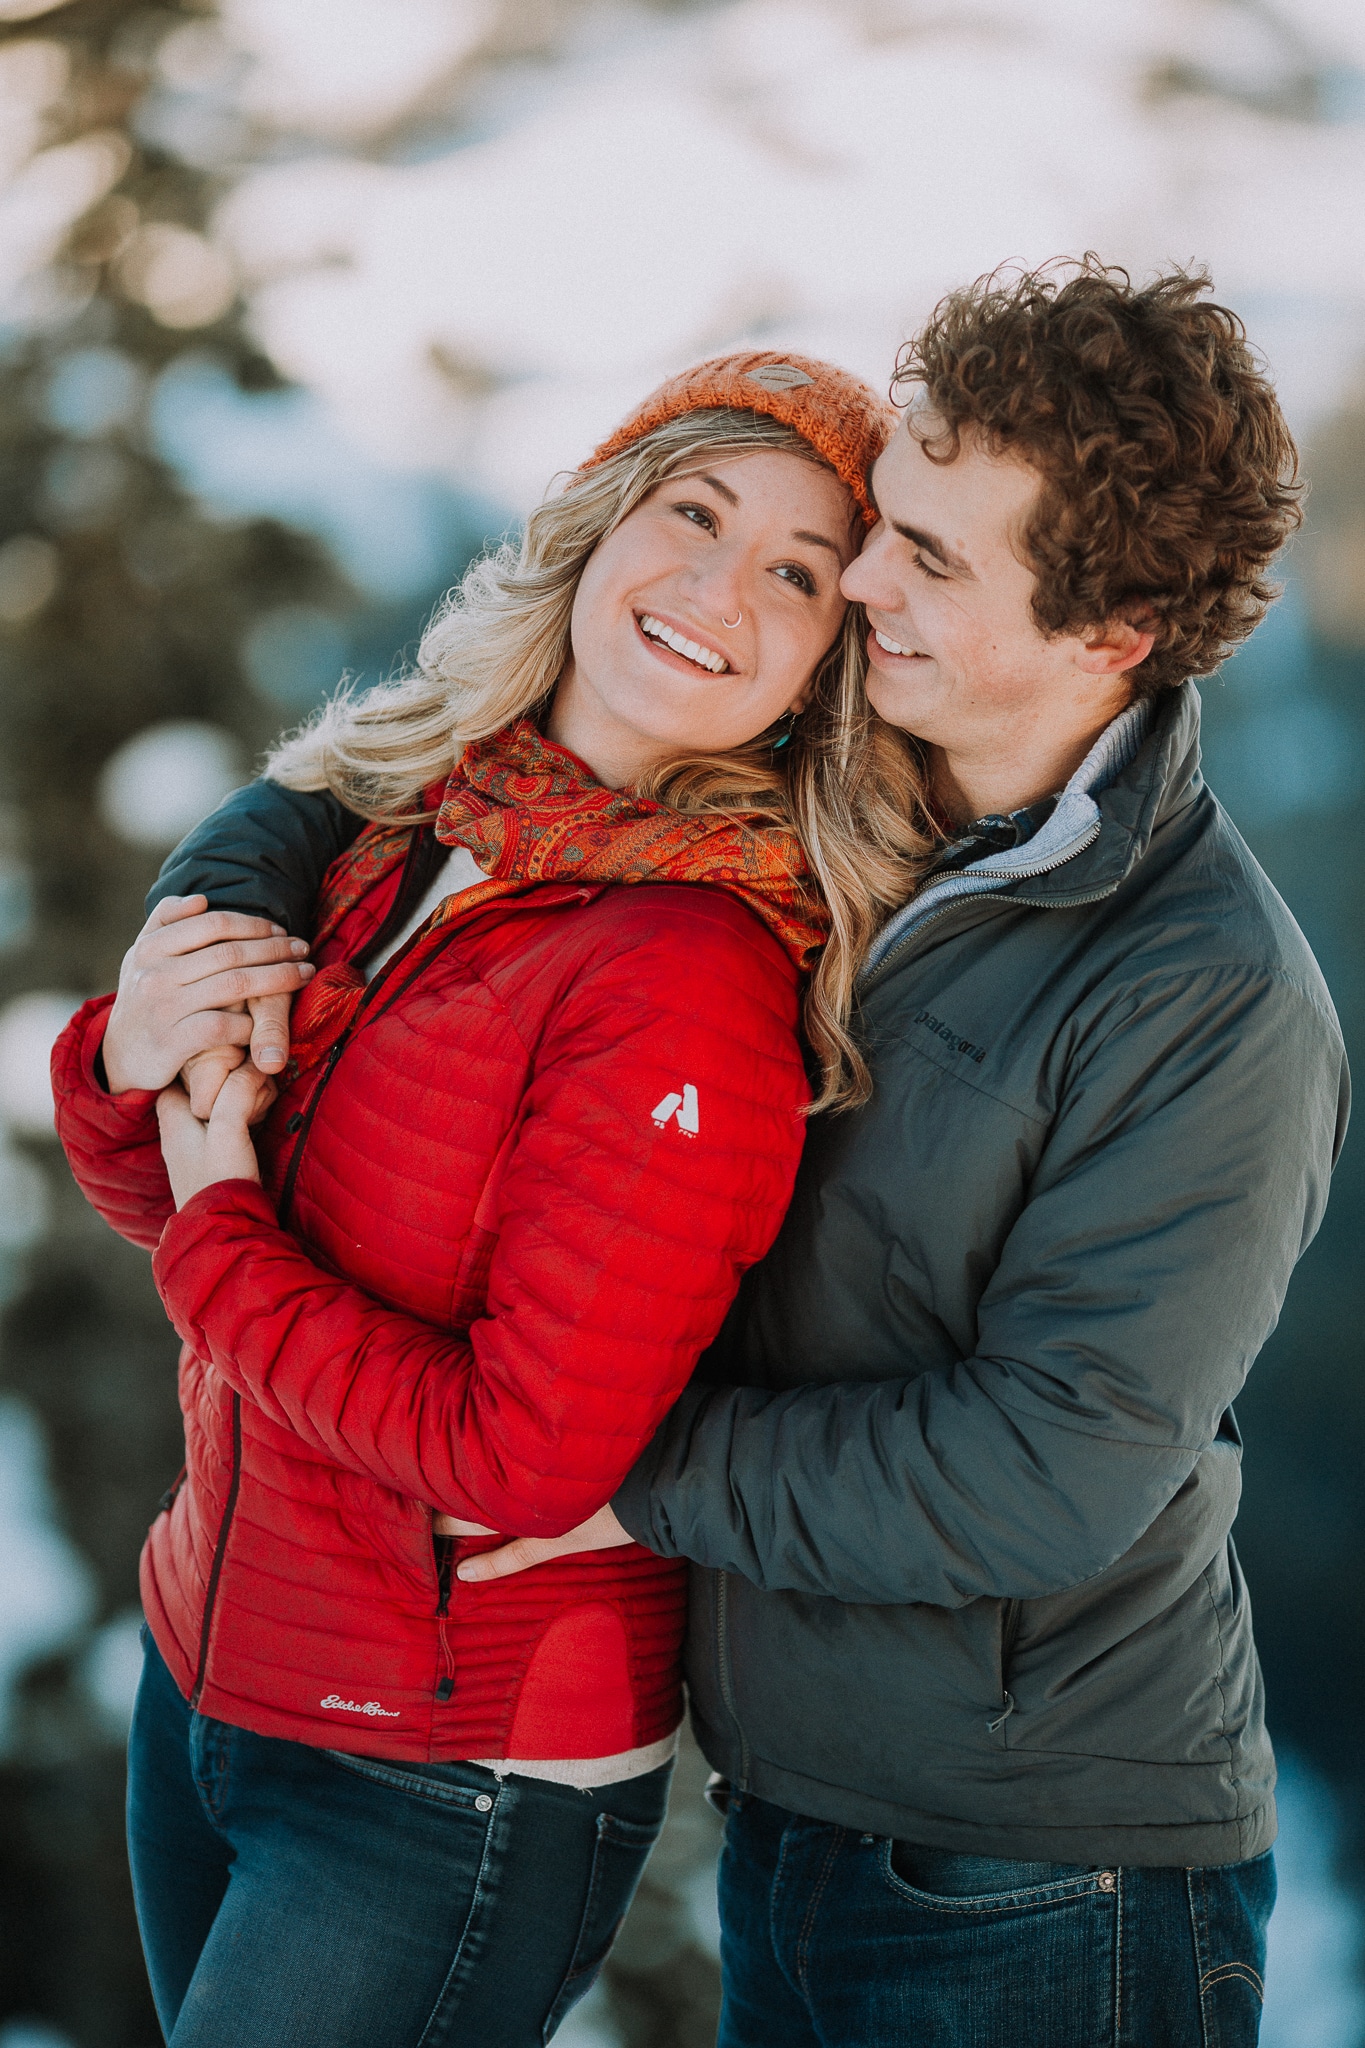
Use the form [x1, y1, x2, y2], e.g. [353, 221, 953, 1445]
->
[651, 1084, 699, 1136]
[320, 1694, 400, 1718]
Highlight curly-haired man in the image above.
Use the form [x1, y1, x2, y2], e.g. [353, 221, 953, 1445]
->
[154, 263, 1347, 2045]
[463, 264, 1349, 2046]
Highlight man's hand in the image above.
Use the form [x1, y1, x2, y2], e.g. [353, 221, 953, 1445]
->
[179, 992, 297, 1118]
[455, 1503, 634, 1584]
[102, 896, 313, 1095]
[156, 1062, 273, 1210]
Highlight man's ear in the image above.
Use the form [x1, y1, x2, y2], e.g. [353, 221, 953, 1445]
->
[1077, 617, 1156, 679]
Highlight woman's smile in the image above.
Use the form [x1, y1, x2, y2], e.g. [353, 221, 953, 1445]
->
[635, 609, 733, 676]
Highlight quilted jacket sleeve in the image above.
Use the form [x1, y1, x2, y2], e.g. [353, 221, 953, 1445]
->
[147, 779, 362, 934]
[52, 995, 174, 1252]
[151, 904, 810, 1535]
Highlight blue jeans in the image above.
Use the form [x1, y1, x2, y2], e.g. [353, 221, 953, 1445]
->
[716, 1791, 1275, 2047]
[126, 1632, 670, 2046]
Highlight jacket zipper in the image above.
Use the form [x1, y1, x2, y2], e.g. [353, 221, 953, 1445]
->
[714, 1571, 750, 1790]
[989, 1597, 1023, 1736]
[859, 873, 1120, 999]
[859, 819, 1106, 993]
[185, 905, 459, 1711]
[189, 1394, 242, 1709]
[202, 878, 592, 1716]
[433, 1531, 456, 1702]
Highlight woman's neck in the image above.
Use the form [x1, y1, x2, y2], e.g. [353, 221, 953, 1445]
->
[544, 667, 662, 791]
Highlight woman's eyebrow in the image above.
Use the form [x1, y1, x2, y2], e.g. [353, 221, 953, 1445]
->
[792, 529, 845, 559]
[696, 472, 740, 505]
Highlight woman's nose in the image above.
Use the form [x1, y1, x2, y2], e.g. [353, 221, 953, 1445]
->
[686, 554, 747, 628]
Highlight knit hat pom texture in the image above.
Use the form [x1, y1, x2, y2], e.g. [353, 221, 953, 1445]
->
[585, 350, 895, 526]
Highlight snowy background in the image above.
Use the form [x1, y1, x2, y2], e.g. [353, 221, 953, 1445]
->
[1, 2, 1363, 2043]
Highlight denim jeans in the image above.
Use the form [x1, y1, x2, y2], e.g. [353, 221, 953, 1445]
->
[715, 1791, 1275, 2047]
[126, 1632, 670, 2047]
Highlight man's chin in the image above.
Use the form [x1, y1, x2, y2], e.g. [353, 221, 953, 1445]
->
[864, 663, 942, 739]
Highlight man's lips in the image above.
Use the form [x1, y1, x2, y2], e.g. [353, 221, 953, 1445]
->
[866, 624, 930, 664]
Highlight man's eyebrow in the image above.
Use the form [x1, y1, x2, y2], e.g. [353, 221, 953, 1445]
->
[695, 472, 740, 505]
[792, 529, 846, 559]
[891, 520, 974, 577]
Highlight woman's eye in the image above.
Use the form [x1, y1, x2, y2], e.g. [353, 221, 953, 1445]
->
[677, 502, 717, 532]
[913, 550, 948, 582]
[775, 564, 816, 595]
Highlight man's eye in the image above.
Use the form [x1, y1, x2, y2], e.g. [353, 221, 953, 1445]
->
[913, 550, 948, 582]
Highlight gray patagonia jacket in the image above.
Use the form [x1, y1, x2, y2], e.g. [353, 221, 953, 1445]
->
[612, 683, 1348, 1867]
[155, 684, 1347, 1868]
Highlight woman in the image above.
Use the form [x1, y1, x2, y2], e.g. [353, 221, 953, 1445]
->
[54, 353, 933, 2046]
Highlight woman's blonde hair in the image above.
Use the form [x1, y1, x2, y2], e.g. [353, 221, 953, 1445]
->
[267, 408, 938, 1108]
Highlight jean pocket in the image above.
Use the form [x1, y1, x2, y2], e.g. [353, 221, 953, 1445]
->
[1187, 1851, 1275, 2036]
[542, 1811, 662, 2043]
[881, 1840, 1114, 1914]
[322, 1749, 501, 1816]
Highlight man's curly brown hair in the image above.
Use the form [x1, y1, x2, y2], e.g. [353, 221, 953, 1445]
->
[892, 259, 1303, 697]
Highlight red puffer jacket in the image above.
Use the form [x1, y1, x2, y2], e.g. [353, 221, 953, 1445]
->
[53, 873, 808, 1763]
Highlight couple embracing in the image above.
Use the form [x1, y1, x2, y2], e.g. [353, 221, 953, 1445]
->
[55, 259, 1347, 2048]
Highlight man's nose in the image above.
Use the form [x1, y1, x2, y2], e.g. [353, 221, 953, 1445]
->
[840, 525, 895, 609]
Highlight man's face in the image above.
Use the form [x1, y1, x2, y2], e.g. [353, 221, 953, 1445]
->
[841, 412, 1094, 758]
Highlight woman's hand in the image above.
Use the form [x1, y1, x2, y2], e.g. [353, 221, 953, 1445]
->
[455, 1503, 634, 1583]
[156, 1061, 275, 1210]
[103, 895, 313, 1096]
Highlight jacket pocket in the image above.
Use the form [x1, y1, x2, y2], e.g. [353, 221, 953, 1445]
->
[542, 1810, 662, 2043]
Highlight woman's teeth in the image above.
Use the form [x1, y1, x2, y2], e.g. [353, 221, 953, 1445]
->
[874, 629, 921, 657]
[639, 614, 729, 674]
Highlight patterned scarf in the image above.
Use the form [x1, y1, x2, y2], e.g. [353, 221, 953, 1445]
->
[288, 720, 828, 1074]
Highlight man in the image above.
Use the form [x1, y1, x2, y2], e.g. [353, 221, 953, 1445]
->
[148, 263, 1346, 2044]
[459, 263, 1348, 2046]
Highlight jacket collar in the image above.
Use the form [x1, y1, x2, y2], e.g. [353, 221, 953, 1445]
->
[861, 682, 1204, 982]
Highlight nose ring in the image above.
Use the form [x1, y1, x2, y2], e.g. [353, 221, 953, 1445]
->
[721, 612, 742, 629]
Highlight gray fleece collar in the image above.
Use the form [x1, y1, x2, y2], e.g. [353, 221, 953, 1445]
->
[861, 697, 1154, 981]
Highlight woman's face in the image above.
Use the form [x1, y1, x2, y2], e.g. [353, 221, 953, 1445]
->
[548, 449, 859, 787]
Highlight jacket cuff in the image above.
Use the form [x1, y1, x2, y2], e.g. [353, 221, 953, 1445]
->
[157, 1177, 279, 1258]
[611, 1382, 714, 1557]
[54, 995, 161, 1131]
[154, 1178, 281, 1334]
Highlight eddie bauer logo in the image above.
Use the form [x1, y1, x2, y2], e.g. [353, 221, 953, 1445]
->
[915, 1008, 988, 1066]
[320, 1694, 401, 1718]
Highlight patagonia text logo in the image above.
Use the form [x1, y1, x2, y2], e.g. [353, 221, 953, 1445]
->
[914, 1009, 987, 1065]
[320, 1694, 401, 1718]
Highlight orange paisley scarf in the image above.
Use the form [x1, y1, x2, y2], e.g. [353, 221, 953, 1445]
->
[287, 719, 828, 1074]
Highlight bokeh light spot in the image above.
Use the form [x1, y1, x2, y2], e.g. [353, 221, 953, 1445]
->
[0, 992, 82, 1138]
[242, 603, 347, 710]
[96, 720, 246, 850]
[0, 535, 58, 624]
[44, 345, 144, 436]
[115, 223, 236, 330]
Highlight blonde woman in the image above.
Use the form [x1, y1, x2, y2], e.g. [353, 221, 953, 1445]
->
[54, 354, 932, 2048]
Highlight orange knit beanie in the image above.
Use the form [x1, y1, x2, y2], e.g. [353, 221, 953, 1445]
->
[583, 350, 896, 526]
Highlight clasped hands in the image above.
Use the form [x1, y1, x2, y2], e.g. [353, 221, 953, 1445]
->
[102, 893, 628, 1578]
[101, 893, 315, 1209]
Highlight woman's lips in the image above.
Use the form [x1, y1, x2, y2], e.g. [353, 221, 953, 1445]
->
[634, 610, 732, 677]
